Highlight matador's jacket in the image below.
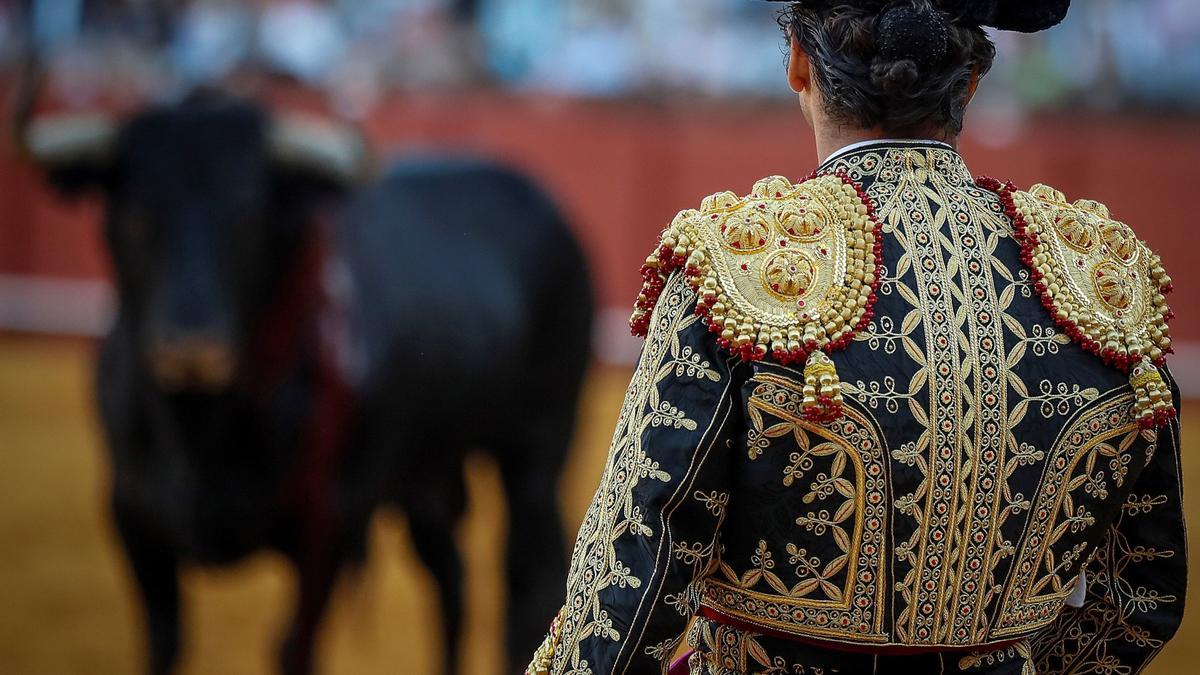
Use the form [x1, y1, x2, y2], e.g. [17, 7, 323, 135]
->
[530, 140, 1185, 675]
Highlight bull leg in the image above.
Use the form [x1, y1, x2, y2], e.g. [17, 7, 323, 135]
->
[279, 555, 339, 675]
[495, 434, 569, 674]
[113, 497, 181, 675]
[407, 493, 465, 675]
[280, 521, 342, 675]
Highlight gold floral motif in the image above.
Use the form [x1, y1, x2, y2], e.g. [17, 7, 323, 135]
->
[720, 209, 772, 253]
[1014, 185, 1171, 361]
[1099, 220, 1138, 265]
[998, 183, 1176, 425]
[686, 618, 831, 675]
[1030, 412, 1182, 673]
[1007, 183, 1176, 428]
[761, 249, 817, 300]
[1092, 261, 1134, 312]
[1053, 211, 1101, 253]
[777, 197, 829, 242]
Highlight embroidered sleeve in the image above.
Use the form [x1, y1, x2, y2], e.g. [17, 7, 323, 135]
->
[1030, 369, 1187, 674]
[537, 272, 745, 675]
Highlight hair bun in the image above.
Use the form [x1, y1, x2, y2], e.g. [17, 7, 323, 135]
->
[870, 58, 921, 95]
[874, 4, 950, 69]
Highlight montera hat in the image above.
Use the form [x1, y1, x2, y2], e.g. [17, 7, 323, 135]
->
[762, 0, 1071, 33]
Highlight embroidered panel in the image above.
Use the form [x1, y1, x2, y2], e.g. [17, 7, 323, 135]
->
[701, 373, 889, 642]
[993, 393, 1146, 636]
[830, 146, 1021, 645]
[1028, 392, 1185, 675]
[685, 618, 832, 675]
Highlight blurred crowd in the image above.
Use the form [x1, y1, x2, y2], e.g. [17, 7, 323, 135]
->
[2, 0, 1199, 115]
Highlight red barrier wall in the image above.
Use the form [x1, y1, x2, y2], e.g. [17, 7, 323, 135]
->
[2, 91, 1198, 341]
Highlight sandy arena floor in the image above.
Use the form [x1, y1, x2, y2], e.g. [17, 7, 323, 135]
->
[0, 335, 1195, 674]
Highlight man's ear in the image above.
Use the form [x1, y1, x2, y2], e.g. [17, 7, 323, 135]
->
[788, 35, 812, 95]
[965, 66, 982, 105]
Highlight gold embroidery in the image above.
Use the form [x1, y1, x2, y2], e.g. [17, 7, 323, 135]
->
[856, 147, 992, 645]
[630, 174, 885, 422]
[544, 145, 1178, 672]
[1030, 413, 1181, 673]
[995, 182, 1177, 428]
[702, 374, 888, 642]
[937, 157, 1014, 645]
[686, 618, 831, 675]
[994, 393, 1147, 637]
[825, 148, 1166, 649]
[761, 249, 818, 301]
[959, 640, 1035, 674]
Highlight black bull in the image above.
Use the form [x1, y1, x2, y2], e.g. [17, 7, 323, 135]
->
[25, 98, 592, 674]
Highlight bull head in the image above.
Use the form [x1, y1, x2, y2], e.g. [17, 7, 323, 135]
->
[22, 98, 370, 393]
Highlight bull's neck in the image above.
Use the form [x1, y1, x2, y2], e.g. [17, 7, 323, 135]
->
[244, 230, 332, 398]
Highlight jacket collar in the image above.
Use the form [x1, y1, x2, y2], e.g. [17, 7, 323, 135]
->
[819, 139, 972, 185]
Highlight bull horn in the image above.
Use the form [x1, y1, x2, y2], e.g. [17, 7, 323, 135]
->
[269, 115, 370, 185]
[23, 113, 119, 167]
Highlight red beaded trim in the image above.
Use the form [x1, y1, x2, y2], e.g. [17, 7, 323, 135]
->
[632, 170, 884, 369]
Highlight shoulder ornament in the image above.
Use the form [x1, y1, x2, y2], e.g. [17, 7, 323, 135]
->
[630, 173, 883, 423]
[978, 178, 1176, 429]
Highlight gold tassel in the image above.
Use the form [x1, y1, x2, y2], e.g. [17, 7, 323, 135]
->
[1129, 357, 1177, 430]
[801, 351, 845, 423]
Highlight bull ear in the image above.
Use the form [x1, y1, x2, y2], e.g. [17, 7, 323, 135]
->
[268, 115, 371, 192]
[24, 113, 118, 196]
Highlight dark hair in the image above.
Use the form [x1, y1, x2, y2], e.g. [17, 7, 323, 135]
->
[777, 1, 996, 137]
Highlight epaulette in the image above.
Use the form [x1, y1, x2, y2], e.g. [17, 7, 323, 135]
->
[978, 178, 1177, 429]
[630, 173, 883, 423]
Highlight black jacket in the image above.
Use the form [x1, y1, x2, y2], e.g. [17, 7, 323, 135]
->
[533, 141, 1185, 675]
